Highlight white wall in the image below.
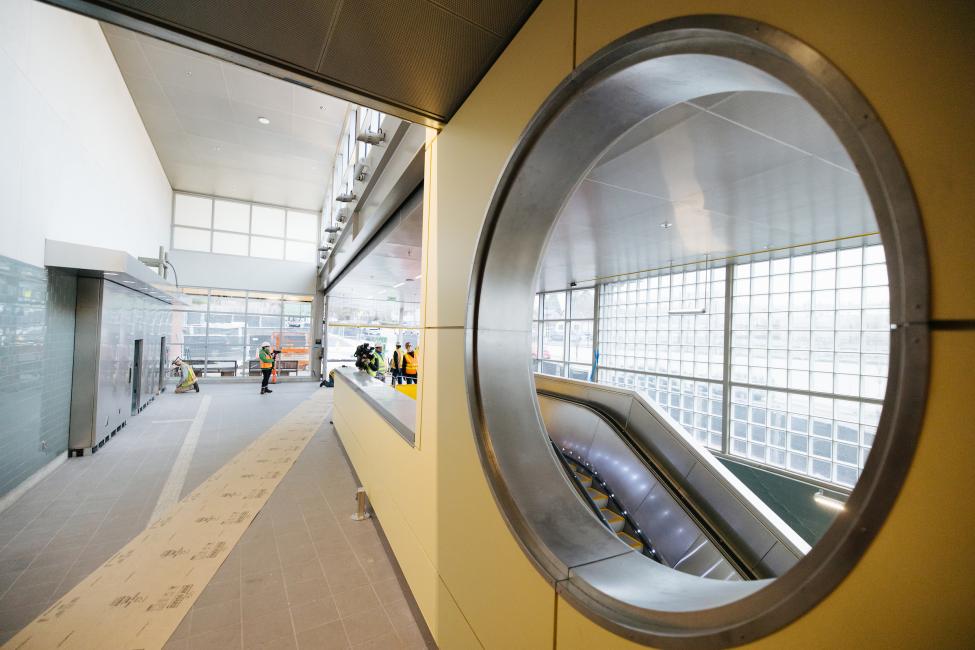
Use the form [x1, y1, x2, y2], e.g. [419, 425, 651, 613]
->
[168, 249, 317, 295]
[0, 0, 171, 268]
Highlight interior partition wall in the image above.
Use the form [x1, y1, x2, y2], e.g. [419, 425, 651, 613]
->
[534, 237, 887, 491]
[170, 288, 313, 377]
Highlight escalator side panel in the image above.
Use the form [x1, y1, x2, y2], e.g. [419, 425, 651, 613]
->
[584, 417, 657, 512]
[631, 483, 703, 568]
[539, 394, 745, 580]
[683, 462, 782, 576]
[624, 401, 699, 480]
[538, 395, 599, 460]
[758, 542, 803, 577]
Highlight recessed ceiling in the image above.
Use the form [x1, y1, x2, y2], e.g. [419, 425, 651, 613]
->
[537, 91, 874, 291]
[327, 199, 423, 305]
[102, 22, 349, 211]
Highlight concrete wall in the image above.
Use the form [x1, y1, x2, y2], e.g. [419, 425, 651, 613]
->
[334, 0, 975, 647]
[0, 0, 172, 268]
[168, 249, 317, 295]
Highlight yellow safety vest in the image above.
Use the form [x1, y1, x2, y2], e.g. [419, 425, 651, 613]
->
[259, 348, 273, 369]
[404, 351, 418, 374]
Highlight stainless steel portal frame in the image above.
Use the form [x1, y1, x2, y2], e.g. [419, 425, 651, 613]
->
[465, 16, 929, 648]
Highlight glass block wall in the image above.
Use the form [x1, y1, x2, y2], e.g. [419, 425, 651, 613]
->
[534, 238, 888, 490]
[170, 288, 313, 377]
[532, 288, 595, 381]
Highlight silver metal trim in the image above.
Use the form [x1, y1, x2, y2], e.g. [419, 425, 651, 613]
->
[465, 15, 929, 647]
[334, 368, 416, 446]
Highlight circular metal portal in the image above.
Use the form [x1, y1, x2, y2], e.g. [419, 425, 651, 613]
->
[465, 15, 930, 648]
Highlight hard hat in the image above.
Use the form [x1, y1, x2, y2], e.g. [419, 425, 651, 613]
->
[261, 341, 271, 348]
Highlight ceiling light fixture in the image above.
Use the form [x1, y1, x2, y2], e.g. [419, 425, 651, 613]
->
[257, 116, 270, 125]
[660, 222, 673, 229]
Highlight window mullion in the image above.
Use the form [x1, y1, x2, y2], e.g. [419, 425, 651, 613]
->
[721, 261, 734, 456]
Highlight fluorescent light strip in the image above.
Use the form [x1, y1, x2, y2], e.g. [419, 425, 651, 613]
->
[813, 491, 846, 511]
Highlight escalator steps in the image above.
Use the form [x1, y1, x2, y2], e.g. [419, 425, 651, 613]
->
[587, 487, 609, 506]
[601, 508, 625, 532]
[617, 531, 644, 551]
[574, 472, 593, 488]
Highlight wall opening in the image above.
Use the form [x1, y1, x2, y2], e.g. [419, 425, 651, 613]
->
[466, 16, 929, 647]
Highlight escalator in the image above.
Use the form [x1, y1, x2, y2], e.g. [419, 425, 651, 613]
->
[537, 374, 810, 582]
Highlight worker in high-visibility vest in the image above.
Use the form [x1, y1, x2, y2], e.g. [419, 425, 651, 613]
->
[403, 342, 419, 384]
[172, 358, 199, 393]
[259, 341, 275, 395]
[370, 344, 388, 382]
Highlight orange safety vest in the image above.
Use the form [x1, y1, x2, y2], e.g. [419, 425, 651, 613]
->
[259, 348, 274, 369]
[404, 350, 418, 374]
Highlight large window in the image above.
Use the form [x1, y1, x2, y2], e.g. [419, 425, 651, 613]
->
[170, 288, 313, 377]
[172, 193, 319, 263]
[325, 295, 421, 374]
[536, 238, 887, 490]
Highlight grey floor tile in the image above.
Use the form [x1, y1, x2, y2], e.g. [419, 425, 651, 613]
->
[0, 384, 432, 649]
[285, 577, 329, 608]
[241, 606, 294, 649]
[189, 621, 242, 650]
[281, 561, 324, 587]
[341, 607, 394, 647]
[332, 585, 381, 619]
[289, 596, 340, 633]
[195, 580, 240, 608]
[188, 598, 241, 635]
[370, 577, 407, 607]
[296, 620, 349, 650]
[162, 636, 191, 650]
[353, 631, 405, 649]
[0, 579, 57, 610]
[324, 563, 369, 593]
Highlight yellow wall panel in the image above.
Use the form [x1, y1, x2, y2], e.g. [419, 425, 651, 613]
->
[423, 327, 556, 650]
[425, 0, 576, 328]
[335, 0, 974, 647]
[575, 0, 975, 319]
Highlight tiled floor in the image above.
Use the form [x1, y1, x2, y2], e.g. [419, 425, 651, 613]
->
[0, 383, 434, 649]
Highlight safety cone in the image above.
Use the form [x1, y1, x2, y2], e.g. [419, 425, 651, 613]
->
[271, 364, 278, 384]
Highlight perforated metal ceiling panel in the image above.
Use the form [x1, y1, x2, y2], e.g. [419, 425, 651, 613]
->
[319, 0, 503, 119]
[41, 0, 541, 125]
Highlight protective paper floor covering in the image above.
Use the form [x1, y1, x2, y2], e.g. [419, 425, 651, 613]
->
[3, 391, 329, 650]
